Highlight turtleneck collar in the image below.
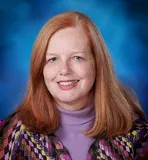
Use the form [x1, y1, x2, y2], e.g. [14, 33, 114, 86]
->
[54, 103, 96, 160]
[56, 103, 95, 125]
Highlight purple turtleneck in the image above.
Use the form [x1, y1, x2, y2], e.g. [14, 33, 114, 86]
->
[54, 103, 95, 160]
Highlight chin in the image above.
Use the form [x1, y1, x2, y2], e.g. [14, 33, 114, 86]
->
[55, 96, 78, 104]
[58, 99, 76, 103]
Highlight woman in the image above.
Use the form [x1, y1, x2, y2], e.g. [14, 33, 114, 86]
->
[0, 11, 148, 160]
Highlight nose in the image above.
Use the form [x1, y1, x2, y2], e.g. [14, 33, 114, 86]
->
[59, 60, 72, 76]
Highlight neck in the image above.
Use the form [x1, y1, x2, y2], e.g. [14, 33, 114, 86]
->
[56, 102, 95, 125]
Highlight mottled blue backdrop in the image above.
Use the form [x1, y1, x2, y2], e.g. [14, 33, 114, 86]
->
[0, 0, 148, 119]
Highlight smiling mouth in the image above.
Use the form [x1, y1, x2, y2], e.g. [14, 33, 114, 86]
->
[57, 80, 79, 86]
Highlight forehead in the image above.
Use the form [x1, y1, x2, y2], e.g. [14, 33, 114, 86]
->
[47, 27, 90, 53]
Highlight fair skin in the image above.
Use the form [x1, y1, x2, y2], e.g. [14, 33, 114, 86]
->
[43, 26, 96, 111]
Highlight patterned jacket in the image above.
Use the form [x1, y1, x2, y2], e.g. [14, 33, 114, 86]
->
[0, 113, 148, 160]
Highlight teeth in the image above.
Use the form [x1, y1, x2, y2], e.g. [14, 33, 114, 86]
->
[58, 80, 78, 86]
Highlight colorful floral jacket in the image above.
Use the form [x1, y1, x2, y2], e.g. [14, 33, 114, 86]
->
[0, 113, 148, 160]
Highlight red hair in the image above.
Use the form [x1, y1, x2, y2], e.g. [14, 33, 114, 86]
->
[17, 11, 145, 137]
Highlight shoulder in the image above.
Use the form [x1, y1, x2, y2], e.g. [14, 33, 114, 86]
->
[0, 112, 57, 159]
[128, 117, 148, 159]
[0, 112, 24, 136]
[0, 112, 25, 159]
[88, 118, 147, 160]
[129, 117, 148, 141]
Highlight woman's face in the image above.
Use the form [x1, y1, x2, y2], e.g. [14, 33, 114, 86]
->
[43, 27, 96, 110]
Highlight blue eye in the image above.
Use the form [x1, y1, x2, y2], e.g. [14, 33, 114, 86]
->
[48, 57, 57, 62]
[74, 56, 83, 60]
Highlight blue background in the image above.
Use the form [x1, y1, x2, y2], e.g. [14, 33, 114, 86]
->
[0, 0, 148, 119]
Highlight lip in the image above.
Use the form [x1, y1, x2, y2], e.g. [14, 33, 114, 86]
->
[57, 80, 79, 83]
[57, 80, 79, 90]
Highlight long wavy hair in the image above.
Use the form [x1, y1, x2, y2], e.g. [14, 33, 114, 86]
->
[17, 11, 145, 137]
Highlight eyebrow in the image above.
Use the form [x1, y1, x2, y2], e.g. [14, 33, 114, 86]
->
[46, 53, 58, 56]
[46, 51, 87, 56]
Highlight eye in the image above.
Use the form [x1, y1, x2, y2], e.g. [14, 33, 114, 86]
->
[48, 57, 57, 63]
[73, 56, 84, 61]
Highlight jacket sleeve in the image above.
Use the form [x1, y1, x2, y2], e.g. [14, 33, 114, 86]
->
[134, 118, 148, 159]
[0, 118, 7, 159]
[0, 113, 18, 159]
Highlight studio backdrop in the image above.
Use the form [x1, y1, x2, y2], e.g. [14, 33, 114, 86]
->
[0, 0, 148, 119]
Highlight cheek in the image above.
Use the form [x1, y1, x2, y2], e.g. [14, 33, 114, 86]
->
[43, 65, 56, 81]
[77, 63, 95, 79]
